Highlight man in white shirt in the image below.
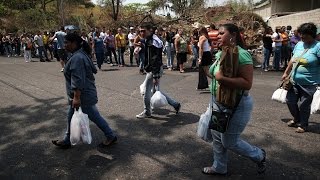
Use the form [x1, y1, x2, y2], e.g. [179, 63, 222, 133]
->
[128, 27, 137, 66]
[51, 26, 67, 72]
[272, 26, 283, 71]
[34, 31, 49, 62]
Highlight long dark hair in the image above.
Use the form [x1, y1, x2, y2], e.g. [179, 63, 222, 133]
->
[221, 23, 244, 48]
[199, 27, 209, 39]
[65, 33, 91, 56]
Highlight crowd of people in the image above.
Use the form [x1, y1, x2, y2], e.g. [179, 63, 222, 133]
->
[262, 25, 320, 72]
[1, 21, 319, 176]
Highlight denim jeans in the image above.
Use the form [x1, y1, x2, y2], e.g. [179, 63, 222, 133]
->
[263, 48, 271, 69]
[96, 52, 104, 69]
[143, 70, 179, 115]
[210, 95, 264, 174]
[192, 45, 199, 67]
[24, 49, 31, 61]
[273, 46, 281, 71]
[165, 42, 175, 68]
[286, 84, 317, 128]
[139, 52, 145, 70]
[107, 47, 117, 64]
[63, 105, 116, 144]
[4, 45, 13, 56]
[129, 46, 135, 65]
[117, 47, 125, 65]
[38, 46, 49, 60]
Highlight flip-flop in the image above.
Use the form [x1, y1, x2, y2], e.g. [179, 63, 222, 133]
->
[202, 167, 227, 176]
[52, 140, 71, 149]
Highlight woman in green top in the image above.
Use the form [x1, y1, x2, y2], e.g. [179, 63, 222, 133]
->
[202, 24, 266, 175]
[175, 29, 188, 73]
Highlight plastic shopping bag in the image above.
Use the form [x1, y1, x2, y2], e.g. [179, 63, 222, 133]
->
[197, 106, 213, 143]
[151, 91, 168, 108]
[311, 87, 320, 114]
[70, 107, 92, 145]
[79, 109, 92, 144]
[70, 109, 81, 145]
[140, 81, 146, 96]
[271, 88, 287, 104]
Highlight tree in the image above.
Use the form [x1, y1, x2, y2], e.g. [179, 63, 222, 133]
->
[99, 0, 122, 21]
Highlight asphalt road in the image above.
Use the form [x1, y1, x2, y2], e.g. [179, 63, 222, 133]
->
[0, 56, 319, 180]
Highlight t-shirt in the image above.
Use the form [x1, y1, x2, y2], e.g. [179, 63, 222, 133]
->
[115, 33, 126, 48]
[177, 36, 187, 53]
[34, 35, 44, 47]
[128, 33, 136, 47]
[272, 32, 282, 47]
[104, 35, 115, 48]
[290, 35, 301, 50]
[43, 35, 49, 45]
[55, 31, 67, 49]
[281, 32, 289, 46]
[263, 35, 273, 50]
[100, 32, 106, 40]
[209, 46, 253, 96]
[291, 41, 320, 85]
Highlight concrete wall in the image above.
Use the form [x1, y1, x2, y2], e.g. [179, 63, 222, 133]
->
[268, 8, 320, 30]
[271, 0, 320, 14]
[253, 3, 272, 20]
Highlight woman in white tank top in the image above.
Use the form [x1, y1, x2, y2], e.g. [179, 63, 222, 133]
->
[197, 27, 213, 90]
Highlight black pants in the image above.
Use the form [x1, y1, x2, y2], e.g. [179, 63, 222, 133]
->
[129, 46, 134, 65]
[197, 66, 208, 90]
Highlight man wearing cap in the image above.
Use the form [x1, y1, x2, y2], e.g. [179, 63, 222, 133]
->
[128, 27, 137, 66]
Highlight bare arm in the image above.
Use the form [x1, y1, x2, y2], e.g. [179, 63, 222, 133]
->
[198, 36, 206, 62]
[215, 64, 253, 90]
[282, 59, 294, 80]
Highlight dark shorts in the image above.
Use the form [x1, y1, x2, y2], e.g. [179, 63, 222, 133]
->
[57, 49, 68, 62]
[200, 51, 213, 66]
[177, 52, 187, 65]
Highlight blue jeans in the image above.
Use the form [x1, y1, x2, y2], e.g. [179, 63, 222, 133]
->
[286, 85, 317, 128]
[139, 52, 145, 70]
[143, 70, 179, 115]
[165, 42, 175, 68]
[273, 46, 281, 71]
[210, 95, 264, 174]
[96, 52, 104, 69]
[192, 45, 199, 67]
[38, 46, 48, 60]
[117, 47, 125, 65]
[263, 48, 271, 69]
[63, 105, 116, 144]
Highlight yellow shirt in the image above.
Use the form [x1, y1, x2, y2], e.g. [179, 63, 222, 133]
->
[43, 35, 49, 45]
[115, 33, 126, 48]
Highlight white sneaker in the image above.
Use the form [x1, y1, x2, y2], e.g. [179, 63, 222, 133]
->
[264, 69, 268, 72]
[60, 68, 64, 72]
[136, 112, 151, 119]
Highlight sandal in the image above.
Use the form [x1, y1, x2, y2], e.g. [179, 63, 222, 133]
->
[98, 136, 118, 148]
[202, 167, 227, 176]
[52, 140, 71, 149]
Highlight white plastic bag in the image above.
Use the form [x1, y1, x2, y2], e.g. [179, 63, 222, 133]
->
[140, 81, 146, 96]
[271, 88, 288, 104]
[70, 108, 81, 145]
[70, 107, 92, 145]
[151, 91, 168, 108]
[311, 87, 320, 114]
[79, 109, 92, 144]
[197, 106, 213, 143]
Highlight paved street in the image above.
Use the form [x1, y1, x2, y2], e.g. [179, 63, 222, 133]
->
[0, 56, 319, 179]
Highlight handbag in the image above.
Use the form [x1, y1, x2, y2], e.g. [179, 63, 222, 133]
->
[271, 82, 288, 104]
[208, 56, 243, 133]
